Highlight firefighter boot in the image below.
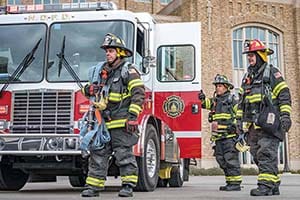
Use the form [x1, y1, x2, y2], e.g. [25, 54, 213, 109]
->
[250, 184, 273, 196]
[272, 186, 280, 195]
[219, 184, 241, 191]
[118, 184, 133, 197]
[81, 186, 100, 197]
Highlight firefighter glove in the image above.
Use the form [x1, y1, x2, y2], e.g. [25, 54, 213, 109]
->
[281, 114, 291, 133]
[83, 83, 100, 96]
[198, 90, 206, 101]
[126, 120, 139, 134]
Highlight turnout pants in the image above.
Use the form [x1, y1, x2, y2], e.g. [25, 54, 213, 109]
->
[86, 128, 139, 189]
[248, 125, 281, 189]
[214, 137, 242, 185]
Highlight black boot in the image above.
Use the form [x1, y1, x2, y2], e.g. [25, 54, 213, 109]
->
[250, 185, 273, 196]
[272, 186, 280, 195]
[81, 187, 100, 197]
[118, 184, 133, 197]
[219, 184, 241, 191]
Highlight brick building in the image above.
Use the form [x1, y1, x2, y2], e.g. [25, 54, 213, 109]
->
[2, 0, 299, 170]
[157, 0, 300, 171]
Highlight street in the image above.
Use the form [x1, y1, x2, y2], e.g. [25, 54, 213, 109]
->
[0, 174, 299, 199]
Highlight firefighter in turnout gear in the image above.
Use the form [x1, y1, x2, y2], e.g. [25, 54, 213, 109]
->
[237, 39, 292, 196]
[199, 74, 242, 191]
[81, 33, 145, 197]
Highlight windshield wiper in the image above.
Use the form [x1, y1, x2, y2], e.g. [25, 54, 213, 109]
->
[57, 36, 83, 89]
[0, 38, 42, 97]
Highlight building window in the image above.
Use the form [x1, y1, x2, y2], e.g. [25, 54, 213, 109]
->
[232, 25, 284, 166]
[34, 0, 60, 4]
[160, 0, 172, 4]
[135, 0, 151, 3]
[7, 0, 22, 5]
[232, 26, 280, 91]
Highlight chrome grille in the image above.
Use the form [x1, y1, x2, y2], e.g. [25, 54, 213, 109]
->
[11, 90, 73, 134]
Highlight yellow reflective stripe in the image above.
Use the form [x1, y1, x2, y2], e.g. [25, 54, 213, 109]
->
[86, 176, 105, 188]
[280, 104, 291, 114]
[121, 175, 138, 183]
[233, 104, 238, 113]
[226, 175, 242, 182]
[204, 98, 211, 109]
[245, 94, 262, 103]
[239, 87, 244, 95]
[218, 125, 228, 129]
[236, 109, 243, 118]
[105, 119, 127, 129]
[212, 113, 232, 120]
[258, 173, 280, 183]
[129, 103, 142, 115]
[273, 82, 288, 97]
[128, 79, 143, 92]
[109, 92, 130, 102]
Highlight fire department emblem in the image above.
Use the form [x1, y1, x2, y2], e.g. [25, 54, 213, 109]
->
[163, 95, 185, 118]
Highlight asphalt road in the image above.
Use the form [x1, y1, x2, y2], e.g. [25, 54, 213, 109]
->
[0, 174, 299, 200]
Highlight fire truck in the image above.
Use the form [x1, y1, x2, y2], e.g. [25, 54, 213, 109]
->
[0, 2, 202, 191]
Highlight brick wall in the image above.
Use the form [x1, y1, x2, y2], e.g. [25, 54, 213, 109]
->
[177, 0, 300, 170]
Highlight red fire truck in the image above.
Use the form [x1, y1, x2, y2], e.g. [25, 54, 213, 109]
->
[0, 2, 201, 191]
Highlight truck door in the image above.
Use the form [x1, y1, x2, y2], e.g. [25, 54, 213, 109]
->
[154, 22, 202, 158]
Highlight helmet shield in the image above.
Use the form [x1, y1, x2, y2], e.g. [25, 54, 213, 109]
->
[242, 39, 274, 55]
[100, 33, 133, 57]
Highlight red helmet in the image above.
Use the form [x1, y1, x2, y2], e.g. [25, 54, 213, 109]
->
[242, 39, 274, 55]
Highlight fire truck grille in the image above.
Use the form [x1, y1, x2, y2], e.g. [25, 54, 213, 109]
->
[11, 90, 73, 134]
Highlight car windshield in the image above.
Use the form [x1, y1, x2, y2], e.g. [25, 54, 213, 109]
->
[0, 23, 46, 83]
[47, 20, 134, 82]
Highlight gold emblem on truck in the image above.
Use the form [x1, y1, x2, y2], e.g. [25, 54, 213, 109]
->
[163, 95, 185, 118]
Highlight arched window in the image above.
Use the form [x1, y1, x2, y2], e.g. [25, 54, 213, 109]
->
[232, 26, 284, 167]
[232, 26, 281, 93]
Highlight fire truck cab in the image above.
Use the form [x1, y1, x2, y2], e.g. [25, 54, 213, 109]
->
[0, 2, 202, 191]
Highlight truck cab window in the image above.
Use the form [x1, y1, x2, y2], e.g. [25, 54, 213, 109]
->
[135, 29, 144, 72]
[157, 45, 195, 82]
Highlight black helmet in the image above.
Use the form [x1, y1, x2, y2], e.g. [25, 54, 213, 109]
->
[100, 33, 132, 57]
[212, 74, 234, 90]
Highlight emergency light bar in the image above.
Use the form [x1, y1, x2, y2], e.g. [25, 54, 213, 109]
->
[0, 1, 117, 14]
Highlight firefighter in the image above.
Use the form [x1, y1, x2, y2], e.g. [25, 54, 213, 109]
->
[80, 33, 145, 197]
[198, 74, 242, 191]
[237, 39, 292, 196]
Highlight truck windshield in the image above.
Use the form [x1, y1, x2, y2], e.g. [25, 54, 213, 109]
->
[47, 20, 134, 82]
[0, 24, 46, 83]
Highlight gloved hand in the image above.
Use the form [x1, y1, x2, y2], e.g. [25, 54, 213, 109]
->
[126, 120, 139, 133]
[83, 83, 100, 96]
[198, 90, 206, 101]
[126, 114, 139, 133]
[281, 114, 292, 132]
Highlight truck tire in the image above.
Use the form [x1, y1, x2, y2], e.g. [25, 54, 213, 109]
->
[136, 124, 160, 191]
[157, 177, 168, 187]
[0, 159, 29, 191]
[69, 175, 86, 187]
[169, 165, 183, 187]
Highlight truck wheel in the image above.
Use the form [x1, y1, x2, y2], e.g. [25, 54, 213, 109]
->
[157, 177, 168, 187]
[169, 165, 184, 187]
[68, 175, 86, 187]
[0, 159, 29, 191]
[136, 124, 160, 191]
